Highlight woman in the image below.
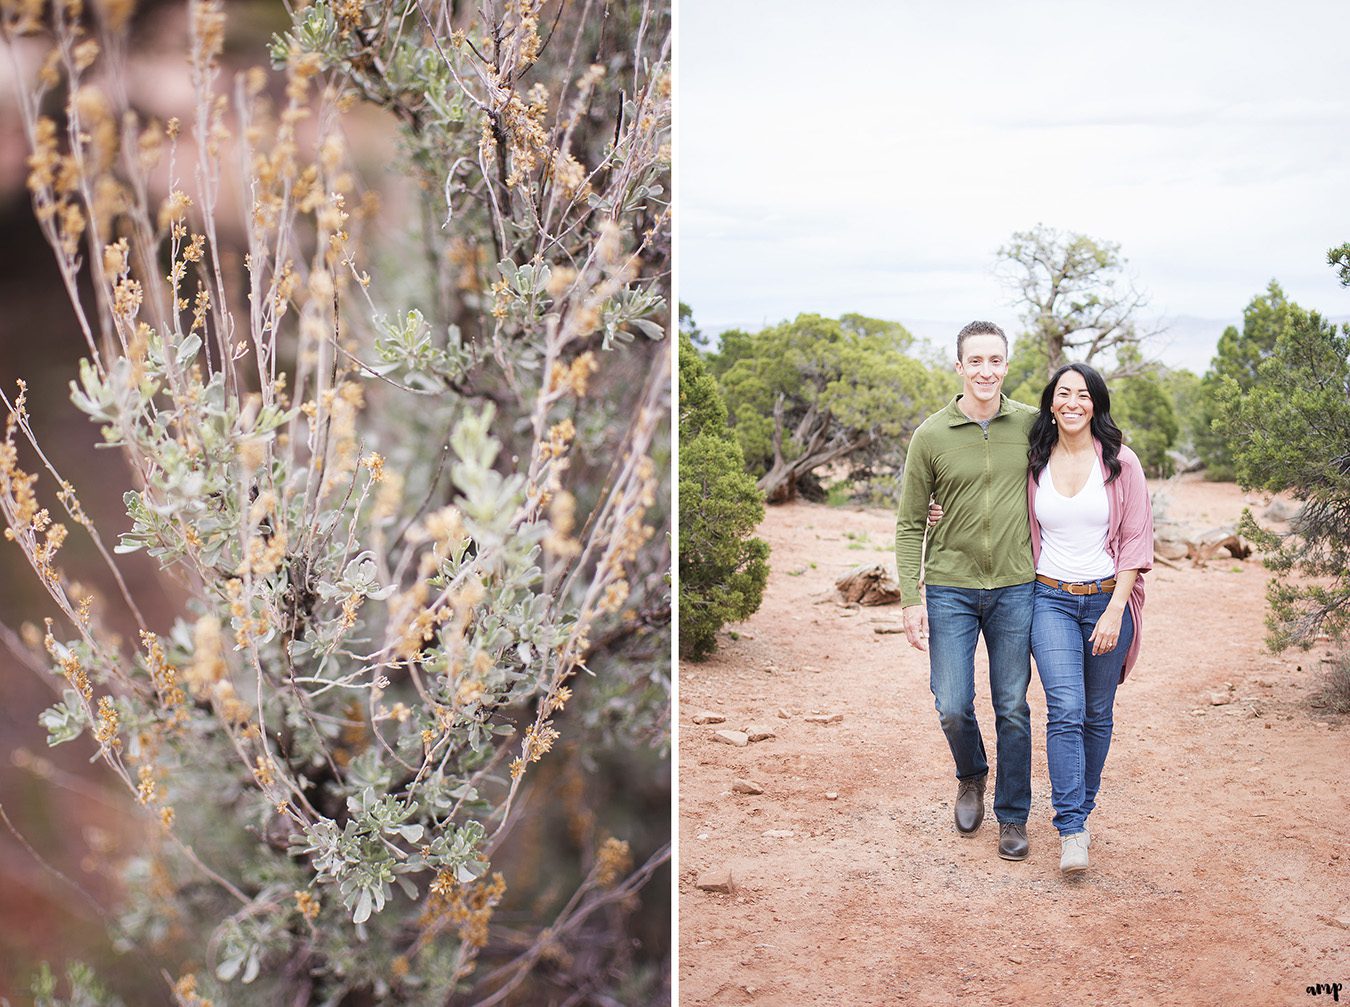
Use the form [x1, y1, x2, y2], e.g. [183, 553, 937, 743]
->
[1026, 363, 1152, 874]
[926, 363, 1153, 873]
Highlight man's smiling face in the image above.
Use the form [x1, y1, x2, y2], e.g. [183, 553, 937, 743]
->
[955, 333, 1008, 406]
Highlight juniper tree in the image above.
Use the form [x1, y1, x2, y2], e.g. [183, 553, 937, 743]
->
[714, 314, 947, 503]
[678, 329, 768, 660]
[1218, 264, 1350, 652]
[1195, 281, 1293, 479]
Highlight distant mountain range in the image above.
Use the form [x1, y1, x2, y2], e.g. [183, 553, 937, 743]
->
[699, 314, 1350, 376]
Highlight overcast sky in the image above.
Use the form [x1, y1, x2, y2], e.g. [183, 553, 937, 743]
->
[677, 0, 1350, 371]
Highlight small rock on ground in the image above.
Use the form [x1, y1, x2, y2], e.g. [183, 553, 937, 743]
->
[805, 713, 844, 724]
[745, 724, 776, 742]
[692, 710, 726, 725]
[696, 868, 734, 893]
[733, 779, 765, 795]
[713, 730, 750, 747]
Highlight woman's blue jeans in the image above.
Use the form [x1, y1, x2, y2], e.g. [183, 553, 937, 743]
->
[925, 583, 1033, 825]
[1030, 580, 1134, 836]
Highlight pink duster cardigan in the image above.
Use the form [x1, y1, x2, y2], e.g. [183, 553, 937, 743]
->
[1027, 440, 1154, 681]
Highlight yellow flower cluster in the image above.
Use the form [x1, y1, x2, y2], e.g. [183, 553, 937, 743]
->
[242, 528, 287, 577]
[543, 491, 580, 560]
[136, 763, 158, 805]
[510, 720, 560, 780]
[422, 870, 507, 954]
[173, 972, 215, 1007]
[253, 755, 276, 788]
[294, 889, 321, 922]
[189, 0, 225, 69]
[318, 382, 365, 502]
[594, 836, 632, 888]
[226, 577, 270, 650]
[185, 616, 226, 698]
[1, 392, 44, 542]
[141, 630, 188, 728]
[362, 452, 385, 483]
[548, 351, 598, 397]
[538, 418, 575, 463]
[45, 619, 90, 700]
[94, 695, 122, 751]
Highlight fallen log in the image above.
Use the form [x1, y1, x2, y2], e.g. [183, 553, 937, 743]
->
[1153, 523, 1251, 565]
[835, 564, 902, 606]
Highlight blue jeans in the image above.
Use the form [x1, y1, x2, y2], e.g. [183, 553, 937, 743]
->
[925, 583, 1033, 824]
[1030, 581, 1135, 836]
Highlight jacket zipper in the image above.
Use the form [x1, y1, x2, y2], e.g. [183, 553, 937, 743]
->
[983, 423, 991, 584]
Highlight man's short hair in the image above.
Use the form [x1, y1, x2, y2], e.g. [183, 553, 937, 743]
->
[956, 321, 1008, 361]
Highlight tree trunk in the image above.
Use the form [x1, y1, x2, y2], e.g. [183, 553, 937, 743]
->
[757, 431, 873, 503]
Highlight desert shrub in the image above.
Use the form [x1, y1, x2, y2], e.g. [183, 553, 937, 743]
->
[677, 331, 768, 660]
[0, 0, 670, 1003]
[1313, 653, 1350, 715]
[1218, 263, 1350, 655]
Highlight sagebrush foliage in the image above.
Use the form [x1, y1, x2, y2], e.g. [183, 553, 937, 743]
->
[0, 0, 669, 1003]
[677, 332, 768, 660]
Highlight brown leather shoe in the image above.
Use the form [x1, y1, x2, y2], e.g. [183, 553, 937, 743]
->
[954, 773, 986, 834]
[998, 822, 1029, 861]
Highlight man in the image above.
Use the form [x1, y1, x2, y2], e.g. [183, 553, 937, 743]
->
[894, 321, 1037, 861]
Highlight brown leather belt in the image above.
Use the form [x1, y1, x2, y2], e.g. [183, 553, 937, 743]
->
[1036, 574, 1116, 595]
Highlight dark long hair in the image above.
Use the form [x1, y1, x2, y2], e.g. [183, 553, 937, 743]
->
[1028, 363, 1123, 484]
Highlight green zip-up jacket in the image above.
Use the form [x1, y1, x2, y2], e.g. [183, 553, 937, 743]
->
[894, 393, 1037, 606]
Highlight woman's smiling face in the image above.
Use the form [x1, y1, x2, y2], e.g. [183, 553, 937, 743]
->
[1051, 368, 1094, 434]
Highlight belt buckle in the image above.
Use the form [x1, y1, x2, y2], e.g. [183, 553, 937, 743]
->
[1071, 582, 1092, 596]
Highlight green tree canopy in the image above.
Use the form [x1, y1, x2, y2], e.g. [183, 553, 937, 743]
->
[678, 329, 769, 659]
[1196, 281, 1295, 479]
[1217, 266, 1350, 651]
[1004, 331, 1053, 405]
[1112, 369, 1180, 477]
[716, 314, 947, 503]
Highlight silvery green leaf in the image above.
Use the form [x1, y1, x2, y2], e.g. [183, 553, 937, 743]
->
[216, 954, 244, 982]
[352, 887, 373, 924]
[456, 859, 488, 882]
[631, 318, 666, 340]
[40, 690, 88, 746]
[177, 334, 202, 365]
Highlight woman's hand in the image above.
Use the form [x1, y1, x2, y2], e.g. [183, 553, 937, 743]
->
[927, 499, 943, 526]
[1089, 604, 1125, 656]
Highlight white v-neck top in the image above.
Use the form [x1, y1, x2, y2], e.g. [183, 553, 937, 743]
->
[1034, 458, 1115, 581]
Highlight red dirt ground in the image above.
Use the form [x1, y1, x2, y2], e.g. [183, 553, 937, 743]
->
[677, 475, 1348, 1006]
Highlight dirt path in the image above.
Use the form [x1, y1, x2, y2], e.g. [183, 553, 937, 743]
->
[677, 475, 1348, 1006]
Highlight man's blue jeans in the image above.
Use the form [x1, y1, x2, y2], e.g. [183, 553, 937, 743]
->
[1030, 581, 1134, 836]
[925, 582, 1033, 825]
